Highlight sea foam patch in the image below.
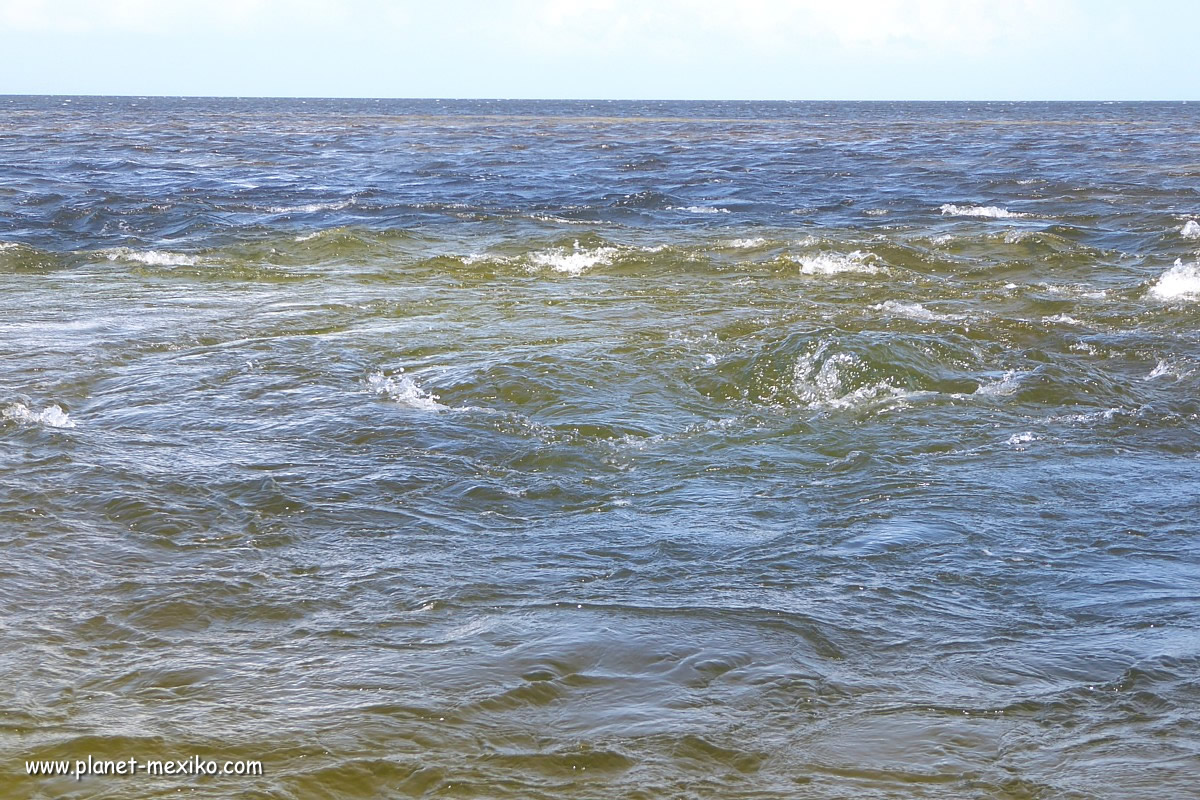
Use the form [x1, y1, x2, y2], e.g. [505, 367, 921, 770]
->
[669, 205, 730, 214]
[102, 248, 199, 267]
[939, 204, 1029, 219]
[528, 241, 618, 275]
[792, 250, 880, 275]
[2, 402, 76, 428]
[266, 199, 355, 214]
[1148, 259, 1200, 301]
[871, 300, 956, 322]
[367, 371, 445, 411]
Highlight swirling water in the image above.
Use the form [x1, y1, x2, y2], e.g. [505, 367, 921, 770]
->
[2, 98, 1199, 799]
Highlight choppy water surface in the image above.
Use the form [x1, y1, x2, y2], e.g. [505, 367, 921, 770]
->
[2, 98, 1199, 799]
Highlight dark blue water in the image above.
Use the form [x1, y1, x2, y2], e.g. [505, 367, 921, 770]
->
[2, 98, 1199, 799]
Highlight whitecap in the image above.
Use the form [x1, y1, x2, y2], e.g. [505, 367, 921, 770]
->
[726, 237, 767, 248]
[1003, 230, 1032, 244]
[1148, 259, 1200, 301]
[1180, 220, 1200, 239]
[792, 250, 879, 275]
[939, 203, 1028, 219]
[975, 370, 1021, 397]
[265, 199, 355, 214]
[1043, 313, 1082, 325]
[1037, 283, 1108, 300]
[1005, 432, 1037, 447]
[1145, 359, 1191, 381]
[791, 342, 909, 410]
[1050, 407, 1124, 424]
[367, 371, 445, 411]
[459, 252, 507, 266]
[528, 241, 618, 275]
[871, 300, 955, 322]
[669, 205, 730, 214]
[863, 208, 889, 216]
[2, 402, 76, 428]
[103, 248, 198, 267]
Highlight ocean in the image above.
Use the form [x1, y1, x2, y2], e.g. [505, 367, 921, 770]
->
[2, 97, 1199, 798]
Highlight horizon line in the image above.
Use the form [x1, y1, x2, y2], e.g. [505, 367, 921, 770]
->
[2, 93, 1195, 103]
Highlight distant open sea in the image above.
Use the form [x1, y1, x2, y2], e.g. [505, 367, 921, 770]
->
[2, 97, 1199, 799]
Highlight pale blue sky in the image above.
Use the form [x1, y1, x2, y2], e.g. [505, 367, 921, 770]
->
[0, 0, 1193, 100]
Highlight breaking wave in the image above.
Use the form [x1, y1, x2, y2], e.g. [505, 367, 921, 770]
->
[1148, 259, 1200, 300]
[102, 248, 199, 267]
[939, 204, 1028, 219]
[2, 402, 76, 428]
[367, 371, 445, 411]
[528, 241, 618, 275]
[790, 250, 880, 275]
[871, 300, 956, 322]
[265, 199, 356, 214]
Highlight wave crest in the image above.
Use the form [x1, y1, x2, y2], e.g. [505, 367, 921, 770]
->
[790, 250, 880, 275]
[939, 204, 1028, 219]
[791, 341, 907, 410]
[1148, 259, 1200, 301]
[102, 248, 199, 267]
[2, 402, 76, 428]
[367, 371, 445, 411]
[529, 241, 618, 275]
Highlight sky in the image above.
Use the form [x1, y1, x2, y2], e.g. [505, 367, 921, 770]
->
[0, 0, 1193, 100]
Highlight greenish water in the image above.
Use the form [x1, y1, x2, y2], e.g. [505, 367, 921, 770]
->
[2, 98, 1199, 799]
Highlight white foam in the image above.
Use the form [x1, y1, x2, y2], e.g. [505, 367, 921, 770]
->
[1050, 407, 1123, 424]
[727, 237, 767, 248]
[2, 402, 75, 428]
[793, 250, 880, 275]
[1148, 259, 1200, 301]
[1043, 313, 1082, 325]
[670, 205, 730, 214]
[975, 370, 1021, 397]
[1180, 220, 1200, 239]
[871, 300, 954, 322]
[529, 241, 618, 275]
[529, 213, 589, 225]
[460, 253, 503, 265]
[103, 248, 198, 267]
[939, 204, 1028, 219]
[266, 199, 354, 214]
[791, 343, 908, 410]
[1145, 359, 1191, 381]
[0, 241, 19, 252]
[367, 371, 445, 411]
[863, 208, 889, 216]
[1005, 432, 1037, 447]
[1003, 230, 1032, 244]
[1037, 283, 1108, 300]
[1147, 360, 1172, 380]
